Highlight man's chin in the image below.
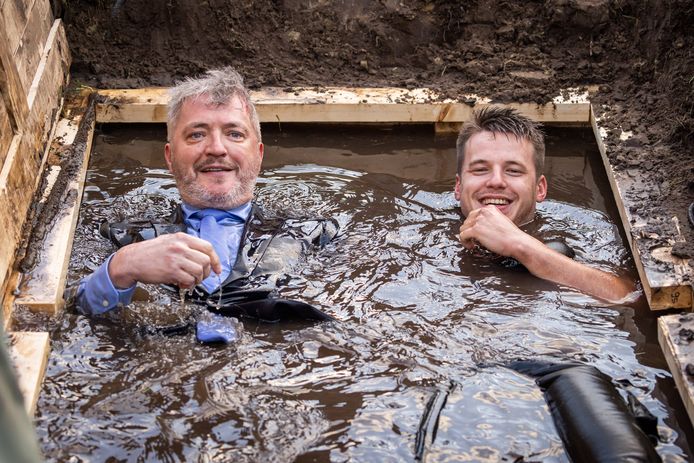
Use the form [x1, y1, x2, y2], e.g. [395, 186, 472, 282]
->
[513, 210, 537, 227]
[180, 189, 253, 210]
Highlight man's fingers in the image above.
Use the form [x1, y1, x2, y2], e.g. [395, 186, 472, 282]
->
[185, 249, 217, 280]
[175, 274, 197, 289]
[174, 257, 211, 288]
[120, 232, 226, 289]
[174, 233, 222, 274]
[460, 238, 476, 250]
[458, 229, 476, 250]
[156, 234, 218, 286]
[209, 254, 222, 276]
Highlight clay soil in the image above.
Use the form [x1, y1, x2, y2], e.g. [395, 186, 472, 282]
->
[61, 0, 694, 249]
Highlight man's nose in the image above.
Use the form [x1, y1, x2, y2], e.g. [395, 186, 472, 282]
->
[205, 131, 227, 156]
[486, 167, 506, 187]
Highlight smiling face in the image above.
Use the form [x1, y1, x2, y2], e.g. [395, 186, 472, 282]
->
[165, 94, 264, 209]
[455, 130, 547, 225]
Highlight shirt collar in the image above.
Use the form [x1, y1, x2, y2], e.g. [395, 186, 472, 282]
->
[181, 202, 252, 223]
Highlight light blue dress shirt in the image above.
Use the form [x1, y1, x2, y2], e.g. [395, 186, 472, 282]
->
[75, 202, 252, 316]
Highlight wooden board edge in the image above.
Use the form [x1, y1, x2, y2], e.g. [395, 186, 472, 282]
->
[657, 316, 694, 428]
[649, 284, 694, 311]
[8, 331, 50, 415]
[15, 114, 95, 313]
[0, 133, 23, 288]
[27, 19, 65, 110]
[95, 87, 590, 125]
[590, 104, 651, 301]
[590, 105, 692, 311]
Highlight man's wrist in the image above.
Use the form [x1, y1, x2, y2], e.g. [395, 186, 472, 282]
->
[511, 234, 543, 269]
[108, 248, 136, 289]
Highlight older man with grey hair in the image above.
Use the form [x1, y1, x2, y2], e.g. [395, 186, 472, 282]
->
[71, 67, 335, 342]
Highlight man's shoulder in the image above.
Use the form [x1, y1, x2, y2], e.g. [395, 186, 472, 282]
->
[98, 204, 185, 248]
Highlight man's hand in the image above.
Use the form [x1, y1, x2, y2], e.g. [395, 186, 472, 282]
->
[459, 205, 537, 258]
[108, 233, 222, 289]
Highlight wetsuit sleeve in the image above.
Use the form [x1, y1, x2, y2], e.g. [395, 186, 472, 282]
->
[74, 254, 136, 315]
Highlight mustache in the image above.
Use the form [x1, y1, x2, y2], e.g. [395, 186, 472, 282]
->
[194, 158, 238, 170]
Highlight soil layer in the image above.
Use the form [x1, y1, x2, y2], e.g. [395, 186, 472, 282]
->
[61, 0, 694, 253]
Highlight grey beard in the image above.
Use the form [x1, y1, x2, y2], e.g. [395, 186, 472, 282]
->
[179, 178, 256, 209]
[173, 164, 259, 209]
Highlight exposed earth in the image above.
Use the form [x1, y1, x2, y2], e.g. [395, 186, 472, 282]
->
[60, 0, 694, 253]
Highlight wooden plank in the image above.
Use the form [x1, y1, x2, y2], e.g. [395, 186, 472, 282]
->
[26, 19, 68, 112]
[591, 106, 693, 310]
[0, 95, 12, 166]
[658, 315, 694, 427]
[7, 331, 50, 415]
[2, 270, 20, 331]
[0, 13, 29, 130]
[0, 19, 69, 317]
[13, 0, 52, 94]
[0, 0, 27, 56]
[96, 87, 591, 125]
[15, 109, 95, 313]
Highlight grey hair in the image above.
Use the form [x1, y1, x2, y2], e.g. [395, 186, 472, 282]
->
[456, 106, 545, 178]
[167, 66, 261, 142]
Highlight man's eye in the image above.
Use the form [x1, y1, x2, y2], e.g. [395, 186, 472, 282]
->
[471, 168, 488, 174]
[228, 131, 244, 140]
[189, 131, 204, 140]
[507, 169, 523, 175]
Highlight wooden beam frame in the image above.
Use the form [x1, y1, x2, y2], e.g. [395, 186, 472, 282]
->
[96, 87, 592, 125]
[18, 87, 693, 315]
[13, 84, 693, 427]
[13, 86, 592, 317]
[91, 86, 691, 311]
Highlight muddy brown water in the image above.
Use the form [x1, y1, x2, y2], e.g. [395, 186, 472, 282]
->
[16, 124, 692, 461]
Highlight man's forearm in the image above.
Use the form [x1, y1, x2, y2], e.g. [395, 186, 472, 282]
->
[517, 242, 635, 302]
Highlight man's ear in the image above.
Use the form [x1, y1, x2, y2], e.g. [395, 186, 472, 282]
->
[536, 175, 548, 202]
[258, 142, 264, 161]
[454, 174, 462, 201]
[164, 143, 173, 172]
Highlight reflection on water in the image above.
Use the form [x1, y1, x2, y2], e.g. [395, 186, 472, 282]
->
[21, 124, 691, 461]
